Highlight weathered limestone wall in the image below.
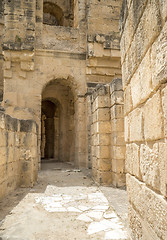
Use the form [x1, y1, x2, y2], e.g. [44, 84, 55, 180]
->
[0, 111, 38, 199]
[0, 0, 124, 193]
[90, 80, 126, 187]
[86, 0, 122, 85]
[2, 0, 88, 168]
[120, 0, 167, 239]
[3, 0, 35, 51]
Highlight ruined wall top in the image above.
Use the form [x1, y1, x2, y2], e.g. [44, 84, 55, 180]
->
[3, 0, 36, 51]
[87, 0, 122, 50]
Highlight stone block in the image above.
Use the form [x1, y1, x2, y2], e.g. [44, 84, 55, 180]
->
[0, 181, 7, 200]
[124, 116, 129, 142]
[124, 85, 132, 115]
[19, 70, 27, 78]
[112, 159, 125, 174]
[129, 108, 143, 142]
[91, 146, 96, 157]
[112, 172, 126, 187]
[121, 53, 130, 89]
[91, 135, 96, 146]
[111, 118, 124, 132]
[158, 142, 167, 198]
[97, 121, 111, 134]
[8, 146, 14, 164]
[0, 164, 6, 183]
[92, 112, 97, 123]
[97, 133, 110, 146]
[140, 143, 160, 192]
[96, 108, 110, 121]
[120, 0, 148, 62]
[143, 184, 167, 240]
[162, 85, 167, 137]
[97, 145, 110, 159]
[92, 156, 97, 170]
[111, 105, 124, 120]
[110, 90, 124, 107]
[4, 92, 18, 107]
[98, 158, 111, 171]
[92, 167, 98, 180]
[126, 143, 140, 178]
[5, 61, 11, 70]
[97, 170, 112, 185]
[0, 147, 7, 166]
[21, 61, 34, 71]
[8, 132, 15, 147]
[134, 0, 161, 71]
[131, 49, 152, 108]
[151, 22, 167, 89]
[111, 131, 125, 146]
[128, 203, 143, 240]
[95, 95, 110, 109]
[126, 174, 145, 217]
[143, 91, 163, 141]
[112, 145, 126, 160]
[20, 119, 33, 132]
[4, 69, 12, 78]
[110, 78, 123, 93]
[5, 115, 18, 132]
[0, 130, 7, 147]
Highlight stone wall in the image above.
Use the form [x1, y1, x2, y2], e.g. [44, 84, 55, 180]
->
[90, 79, 126, 187]
[120, 0, 167, 239]
[3, 0, 35, 51]
[86, 0, 122, 85]
[0, 111, 39, 199]
[91, 84, 112, 185]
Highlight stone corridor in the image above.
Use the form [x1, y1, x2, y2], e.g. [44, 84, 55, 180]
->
[0, 162, 129, 240]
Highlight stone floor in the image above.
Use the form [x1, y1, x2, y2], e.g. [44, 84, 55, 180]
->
[0, 161, 129, 240]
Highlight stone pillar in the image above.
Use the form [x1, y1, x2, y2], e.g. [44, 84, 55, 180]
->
[74, 96, 87, 168]
[91, 85, 112, 185]
[110, 79, 126, 187]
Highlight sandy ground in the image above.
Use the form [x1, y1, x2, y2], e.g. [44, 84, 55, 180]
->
[0, 162, 129, 240]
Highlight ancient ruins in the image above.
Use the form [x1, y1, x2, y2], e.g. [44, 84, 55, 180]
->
[0, 0, 167, 239]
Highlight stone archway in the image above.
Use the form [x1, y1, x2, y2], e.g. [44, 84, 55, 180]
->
[41, 79, 75, 163]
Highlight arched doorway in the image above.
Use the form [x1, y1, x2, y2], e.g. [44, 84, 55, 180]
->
[41, 80, 75, 164]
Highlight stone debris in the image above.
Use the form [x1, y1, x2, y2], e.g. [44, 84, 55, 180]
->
[33, 186, 128, 239]
[76, 213, 93, 222]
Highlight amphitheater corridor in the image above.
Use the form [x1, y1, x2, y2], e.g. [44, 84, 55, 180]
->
[0, 162, 129, 240]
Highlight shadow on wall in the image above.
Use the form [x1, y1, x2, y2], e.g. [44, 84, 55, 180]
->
[43, 2, 64, 26]
[43, 0, 74, 27]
